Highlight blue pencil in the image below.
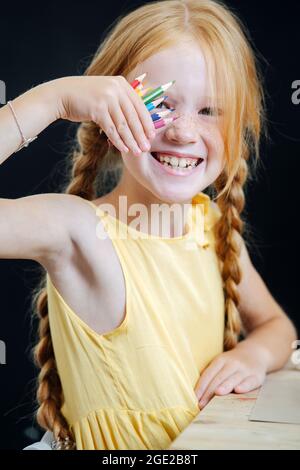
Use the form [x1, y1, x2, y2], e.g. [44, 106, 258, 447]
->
[146, 96, 168, 111]
[151, 109, 174, 122]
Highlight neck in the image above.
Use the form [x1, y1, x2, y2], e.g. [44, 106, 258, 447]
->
[99, 166, 194, 238]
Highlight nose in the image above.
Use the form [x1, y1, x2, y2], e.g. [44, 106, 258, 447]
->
[164, 114, 204, 147]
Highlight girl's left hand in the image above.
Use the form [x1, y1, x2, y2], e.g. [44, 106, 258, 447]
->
[194, 346, 267, 409]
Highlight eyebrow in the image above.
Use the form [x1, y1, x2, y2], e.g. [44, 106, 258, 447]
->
[159, 87, 211, 99]
[165, 93, 220, 106]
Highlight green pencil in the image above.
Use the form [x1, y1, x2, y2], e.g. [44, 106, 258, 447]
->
[142, 80, 175, 106]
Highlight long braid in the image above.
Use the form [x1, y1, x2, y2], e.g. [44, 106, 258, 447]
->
[64, 122, 108, 198]
[32, 122, 112, 449]
[32, 287, 72, 448]
[213, 156, 249, 350]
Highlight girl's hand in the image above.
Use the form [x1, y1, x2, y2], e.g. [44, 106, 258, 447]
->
[194, 345, 267, 409]
[55, 75, 156, 156]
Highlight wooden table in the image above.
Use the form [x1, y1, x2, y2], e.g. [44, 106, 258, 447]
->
[169, 368, 300, 450]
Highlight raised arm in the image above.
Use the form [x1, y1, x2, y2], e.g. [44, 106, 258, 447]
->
[0, 193, 76, 264]
[0, 80, 74, 265]
[0, 80, 60, 163]
[0, 74, 155, 265]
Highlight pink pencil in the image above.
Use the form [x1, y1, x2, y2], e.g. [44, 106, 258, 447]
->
[154, 116, 178, 129]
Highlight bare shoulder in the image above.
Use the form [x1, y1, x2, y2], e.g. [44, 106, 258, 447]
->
[46, 192, 111, 254]
[50, 192, 97, 221]
[28, 191, 100, 228]
[23, 192, 93, 236]
[37, 192, 103, 250]
[0, 192, 99, 267]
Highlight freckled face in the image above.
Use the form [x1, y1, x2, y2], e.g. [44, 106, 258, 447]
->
[123, 41, 225, 204]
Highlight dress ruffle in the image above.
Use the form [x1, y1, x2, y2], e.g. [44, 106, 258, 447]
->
[192, 193, 222, 248]
[70, 405, 200, 450]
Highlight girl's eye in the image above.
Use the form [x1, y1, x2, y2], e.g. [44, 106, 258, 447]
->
[155, 102, 221, 116]
[156, 101, 170, 110]
[199, 107, 221, 116]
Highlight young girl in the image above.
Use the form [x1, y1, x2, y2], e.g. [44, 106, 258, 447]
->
[0, 0, 297, 451]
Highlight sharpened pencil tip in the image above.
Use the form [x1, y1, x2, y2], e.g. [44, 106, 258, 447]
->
[162, 80, 176, 91]
[136, 73, 147, 82]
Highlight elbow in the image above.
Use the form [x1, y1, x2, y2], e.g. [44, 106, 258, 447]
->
[288, 318, 298, 344]
[280, 312, 298, 343]
[277, 315, 298, 369]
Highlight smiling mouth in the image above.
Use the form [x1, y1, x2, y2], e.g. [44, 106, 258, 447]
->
[150, 152, 203, 169]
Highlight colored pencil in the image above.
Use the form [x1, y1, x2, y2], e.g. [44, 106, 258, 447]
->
[130, 73, 147, 89]
[136, 86, 153, 97]
[142, 81, 175, 105]
[151, 109, 173, 122]
[146, 96, 168, 111]
[154, 116, 177, 129]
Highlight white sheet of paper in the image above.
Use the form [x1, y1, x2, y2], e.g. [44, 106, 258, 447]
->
[249, 370, 300, 425]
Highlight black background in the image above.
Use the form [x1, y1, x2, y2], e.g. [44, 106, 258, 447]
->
[0, 0, 299, 449]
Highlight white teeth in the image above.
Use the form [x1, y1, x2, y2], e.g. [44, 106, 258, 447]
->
[170, 156, 179, 166]
[163, 161, 193, 169]
[157, 153, 199, 169]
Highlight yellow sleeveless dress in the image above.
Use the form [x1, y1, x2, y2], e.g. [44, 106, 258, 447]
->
[47, 192, 225, 450]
